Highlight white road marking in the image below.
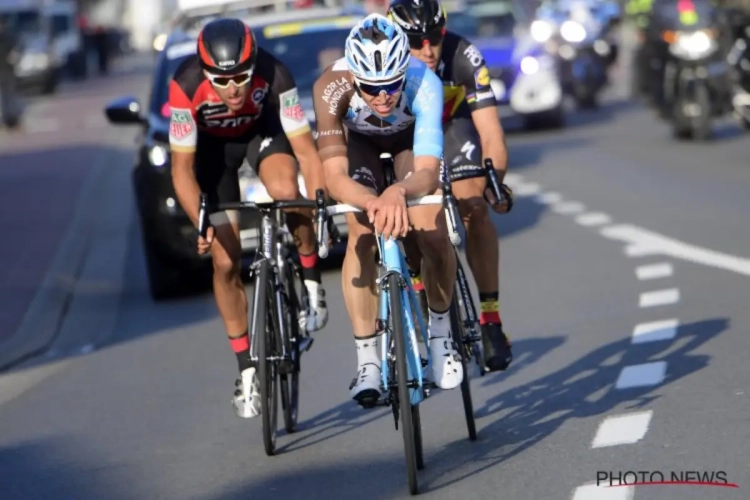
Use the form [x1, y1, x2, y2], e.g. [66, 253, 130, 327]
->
[601, 224, 750, 277]
[576, 212, 612, 227]
[536, 191, 563, 204]
[592, 410, 653, 447]
[636, 262, 673, 280]
[0, 359, 70, 407]
[632, 319, 679, 343]
[571, 483, 634, 500]
[639, 288, 679, 308]
[552, 201, 587, 215]
[615, 361, 667, 389]
[512, 182, 542, 196]
[504, 173, 524, 185]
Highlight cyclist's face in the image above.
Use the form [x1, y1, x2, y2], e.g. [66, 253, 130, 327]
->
[407, 31, 444, 71]
[205, 71, 251, 111]
[356, 77, 405, 117]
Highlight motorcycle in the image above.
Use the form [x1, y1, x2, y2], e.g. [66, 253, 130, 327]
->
[660, 26, 732, 140]
[531, 1, 619, 108]
[727, 25, 750, 129]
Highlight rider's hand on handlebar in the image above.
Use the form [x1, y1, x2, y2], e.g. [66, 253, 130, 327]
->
[197, 226, 215, 255]
[366, 185, 409, 240]
[485, 183, 514, 214]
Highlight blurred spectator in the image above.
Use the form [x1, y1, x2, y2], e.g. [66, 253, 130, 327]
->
[0, 17, 21, 128]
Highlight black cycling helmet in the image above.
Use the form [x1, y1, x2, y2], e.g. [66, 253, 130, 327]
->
[197, 18, 257, 76]
[388, 0, 447, 36]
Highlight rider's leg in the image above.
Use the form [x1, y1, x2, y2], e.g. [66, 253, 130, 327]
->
[196, 140, 258, 418]
[393, 146, 463, 390]
[342, 133, 388, 406]
[444, 118, 513, 372]
[247, 131, 328, 332]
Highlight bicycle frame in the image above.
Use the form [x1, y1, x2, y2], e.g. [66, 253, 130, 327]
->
[377, 236, 431, 407]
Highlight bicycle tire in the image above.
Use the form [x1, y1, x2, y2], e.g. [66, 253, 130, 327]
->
[255, 260, 279, 456]
[450, 296, 478, 441]
[280, 261, 301, 434]
[388, 273, 420, 495]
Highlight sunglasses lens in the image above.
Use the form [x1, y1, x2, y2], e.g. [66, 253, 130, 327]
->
[407, 31, 443, 49]
[211, 73, 251, 88]
[358, 78, 404, 96]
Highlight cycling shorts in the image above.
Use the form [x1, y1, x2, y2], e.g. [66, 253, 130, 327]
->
[347, 126, 417, 195]
[443, 116, 484, 183]
[196, 112, 295, 226]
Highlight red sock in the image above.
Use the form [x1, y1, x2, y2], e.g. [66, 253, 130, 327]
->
[229, 333, 250, 353]
[299, 252, 318, 268]
[479, 292, 501, 325]
[411, 273, 425, 292]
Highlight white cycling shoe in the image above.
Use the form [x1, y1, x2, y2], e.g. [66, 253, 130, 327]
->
[299, 280, 328, 333]
[429, 336, 464, 390]
[349, 362, 382, 408]
[233, 367, 261, 418]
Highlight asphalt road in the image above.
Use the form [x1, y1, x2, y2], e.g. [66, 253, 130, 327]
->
[1, 55, 749, 500]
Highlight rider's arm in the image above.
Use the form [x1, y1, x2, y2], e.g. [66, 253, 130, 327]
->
[311, 73, 377, 209]
[270, 62, 326, 199]
[396, 65, 445, 198]
[457, 40, 509, 181]
[168, 78, 202, 226]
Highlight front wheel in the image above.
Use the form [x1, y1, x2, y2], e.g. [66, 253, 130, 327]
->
[389, 273, 420, 495]
[254, 261, 279, 456]
[280, 262, 301, 434]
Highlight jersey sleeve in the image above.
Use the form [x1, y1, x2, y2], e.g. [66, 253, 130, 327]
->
[311, 69, 350, 162]
[268, 59, 312, 139]
[407, 66, 444, 159]
[455, 38, 497, 112]
[168, 79, 199, 153]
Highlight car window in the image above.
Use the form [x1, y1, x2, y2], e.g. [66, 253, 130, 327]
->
[52, 14, 70, 36]
[254, 25, 353, 92]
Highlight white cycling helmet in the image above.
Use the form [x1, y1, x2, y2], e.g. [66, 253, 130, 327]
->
[345, 13, 410, 83]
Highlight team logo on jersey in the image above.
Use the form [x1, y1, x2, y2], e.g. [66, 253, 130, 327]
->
[252, 85, 269, 104]
[281, 90, 305, 121]
[170, 109, 194, 140]
[474, 66, 490, 88]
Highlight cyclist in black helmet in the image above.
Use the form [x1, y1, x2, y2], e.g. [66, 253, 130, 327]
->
[388, 0, 514, 373]
[168, 18, 328, 419]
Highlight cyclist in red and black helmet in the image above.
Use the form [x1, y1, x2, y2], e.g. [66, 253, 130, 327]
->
[168, 18, 328, 419]
[389, 0, 514, 374]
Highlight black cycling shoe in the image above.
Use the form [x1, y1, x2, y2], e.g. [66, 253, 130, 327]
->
[481, 323, 513, 372]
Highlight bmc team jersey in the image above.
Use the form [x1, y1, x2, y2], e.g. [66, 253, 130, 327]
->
[168, 48, 311, 153]
[312, 56, 444, 162]
[435, 31, 497, 124]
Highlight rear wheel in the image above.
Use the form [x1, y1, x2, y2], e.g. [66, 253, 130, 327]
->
[389, 273, 420, 495]
[280, 262, 301, 434]
[450, 296, 477, 441]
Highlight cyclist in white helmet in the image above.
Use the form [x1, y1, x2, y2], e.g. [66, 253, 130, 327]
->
[312, 14, 462, 407]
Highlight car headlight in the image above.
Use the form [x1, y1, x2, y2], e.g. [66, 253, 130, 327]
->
[153, 33, 167, 52]
[148, 145, 169, 167]
[560, 20, 587, 43]
[520, 55, 555, 75]
[668, 29, 717, 60]
[19, 52, 49, 71]
[531, 20, 554, 42]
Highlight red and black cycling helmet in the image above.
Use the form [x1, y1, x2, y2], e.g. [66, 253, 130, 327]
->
[388, 0, 447, 46]
[197, 18, 257, 76]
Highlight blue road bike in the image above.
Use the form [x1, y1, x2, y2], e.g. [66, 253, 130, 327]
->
[315, 158, 467, 496]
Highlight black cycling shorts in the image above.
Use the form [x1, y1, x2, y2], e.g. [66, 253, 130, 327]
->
[346, 126, 416, 195]
[443, 116, 484, 183]
[195, 112, 295, 224]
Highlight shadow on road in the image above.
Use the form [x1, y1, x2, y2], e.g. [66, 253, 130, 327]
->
[185, 318, 726, 498]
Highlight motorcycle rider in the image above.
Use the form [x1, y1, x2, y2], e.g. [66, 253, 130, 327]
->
[387, 0, 514, 373]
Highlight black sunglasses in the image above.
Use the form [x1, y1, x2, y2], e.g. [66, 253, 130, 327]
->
[406, 29, 445, 50]
[356, 77, 405, 96]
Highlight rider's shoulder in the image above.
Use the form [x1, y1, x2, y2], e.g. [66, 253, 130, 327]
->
[313, 57, 353, 91]
[171, 55, 204, 96]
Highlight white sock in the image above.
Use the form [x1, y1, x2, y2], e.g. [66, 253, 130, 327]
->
[428, 308, 450, 340]
[304, 279, 320, 299]
[355, 333, 382, 367]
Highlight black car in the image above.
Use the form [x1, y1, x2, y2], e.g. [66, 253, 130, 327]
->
[104, 12, 359, 300]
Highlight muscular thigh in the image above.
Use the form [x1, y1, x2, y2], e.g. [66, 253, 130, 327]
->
[195, 134, 246, 227]
[443, 116, 485, 185]
[347, 130, 386, 195]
